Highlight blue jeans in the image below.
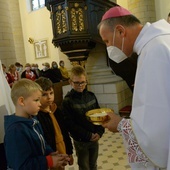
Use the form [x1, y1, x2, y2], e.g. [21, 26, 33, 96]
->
[74, 140, 99, 170]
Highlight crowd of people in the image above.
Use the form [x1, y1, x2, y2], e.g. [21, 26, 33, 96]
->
[1, 60, 70, 88]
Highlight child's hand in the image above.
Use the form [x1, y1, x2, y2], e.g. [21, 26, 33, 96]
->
[90, 133, 100, 141]
[51, 152, 70, 168]
[68, 154, 74, 165]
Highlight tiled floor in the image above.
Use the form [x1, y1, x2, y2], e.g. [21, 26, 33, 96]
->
[65, 129, 131, 170]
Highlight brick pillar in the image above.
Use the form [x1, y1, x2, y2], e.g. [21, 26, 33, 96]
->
[0, 0, 26, 66]
[128, 0, 156, 24]
[8, 0, 26, 65]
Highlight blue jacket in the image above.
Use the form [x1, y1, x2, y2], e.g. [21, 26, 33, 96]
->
[4, 114, 53, 170]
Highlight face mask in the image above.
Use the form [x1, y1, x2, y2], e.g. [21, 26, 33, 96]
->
[16, 67, 20, 71]
[60, 63, 64, 67]
[53, 64, 57, 68]
[107, 29, 127, 63]
[43, 66, 48, 71]
[25, 67, 31, 71]
[20, 67, 23, 72]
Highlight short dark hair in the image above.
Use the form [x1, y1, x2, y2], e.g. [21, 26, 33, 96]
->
[59, 60, 64, 65]
[35, 77, 53, 91]
[15, 62, 21, 67]
[98, 15, 141, 31]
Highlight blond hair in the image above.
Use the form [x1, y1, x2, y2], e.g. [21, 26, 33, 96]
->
[11, 78, 42, 105]
[8, 64, 15, 72]
[25, 63, 31, 67]
[70, 65, 87, 80]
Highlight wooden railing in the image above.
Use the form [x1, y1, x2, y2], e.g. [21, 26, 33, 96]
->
[53, 81, 69, 109]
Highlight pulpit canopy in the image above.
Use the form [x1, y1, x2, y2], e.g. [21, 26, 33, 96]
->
[45, 0, 116, 64]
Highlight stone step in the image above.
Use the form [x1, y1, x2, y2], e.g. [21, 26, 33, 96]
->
[88, 75, 123, 84]
[87, 70, 113, 76]
[86, 66, 115, 77]
[86, 66, 113, 73]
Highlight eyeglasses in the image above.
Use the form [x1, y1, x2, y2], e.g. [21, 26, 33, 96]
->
[71, 81, 87, 86]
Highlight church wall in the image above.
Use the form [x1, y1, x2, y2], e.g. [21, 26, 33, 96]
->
[154, 0, 170, 21]
[8, 0, 26, 65]
[0, 0, 25, 66]
[128, 0, 156, 24]
[116, 0, 128, 8]
[117, 0, 170, 23]
[18, 0, 72, 69]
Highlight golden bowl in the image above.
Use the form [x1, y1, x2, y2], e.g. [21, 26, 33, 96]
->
[86, 108, 113, 125]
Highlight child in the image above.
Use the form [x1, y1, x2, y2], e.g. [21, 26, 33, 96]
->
[35, 77, 74, 170]
[4, 79, 70, 170]
[62, 65, 105, 170]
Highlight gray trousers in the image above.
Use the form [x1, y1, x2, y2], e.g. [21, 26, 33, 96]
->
[74, 140, 99, 170]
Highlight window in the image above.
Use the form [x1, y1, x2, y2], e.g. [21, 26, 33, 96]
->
[31, 0, 45, 11]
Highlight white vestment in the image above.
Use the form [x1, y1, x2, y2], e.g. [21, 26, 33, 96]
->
[130, 19, 170, 169]
[0, 60, 15, 143]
